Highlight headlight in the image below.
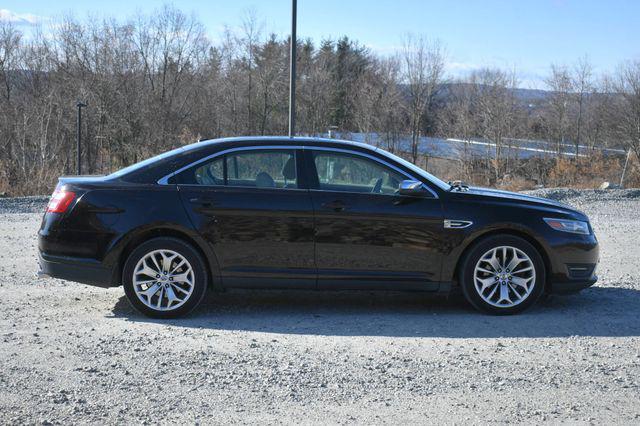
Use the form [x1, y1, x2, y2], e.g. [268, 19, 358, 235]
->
[543, 218, 590, 235]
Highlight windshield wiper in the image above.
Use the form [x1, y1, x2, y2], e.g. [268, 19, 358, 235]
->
[447, 180, 470, 191]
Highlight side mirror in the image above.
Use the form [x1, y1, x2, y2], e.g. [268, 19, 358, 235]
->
[398, 179, 426, 196]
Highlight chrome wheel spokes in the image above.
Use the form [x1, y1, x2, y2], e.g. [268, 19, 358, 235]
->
[133, 250, 194, 311]
[473, 246, 536, 308]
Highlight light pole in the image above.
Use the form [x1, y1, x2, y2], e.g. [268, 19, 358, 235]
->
[288, 0, 297, 138]
[76, 101, 87, 175]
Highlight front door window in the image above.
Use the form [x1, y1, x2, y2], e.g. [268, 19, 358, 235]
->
[312, 151, 404, 194]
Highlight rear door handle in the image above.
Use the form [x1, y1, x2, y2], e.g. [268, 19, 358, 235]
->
[321, 200, 347, 212]
[189, 197, 217, 207]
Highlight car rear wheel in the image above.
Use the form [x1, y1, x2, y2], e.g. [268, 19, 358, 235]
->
[460, 235, 545, 315]
[123, 237, 207, 319]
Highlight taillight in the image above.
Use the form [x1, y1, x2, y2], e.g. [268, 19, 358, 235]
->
[47, 189, 76, 213]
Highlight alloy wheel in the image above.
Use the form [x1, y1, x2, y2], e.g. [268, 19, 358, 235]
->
[132, 249, 195, 311]
[473, 245, 536, 308]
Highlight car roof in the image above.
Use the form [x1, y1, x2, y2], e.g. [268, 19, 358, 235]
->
[181, 136, 379, 153]
[110, 136, 382, 184]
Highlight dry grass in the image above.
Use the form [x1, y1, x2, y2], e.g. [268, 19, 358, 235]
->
[421, 152, 639, 191]
[2, 152, 637, 196]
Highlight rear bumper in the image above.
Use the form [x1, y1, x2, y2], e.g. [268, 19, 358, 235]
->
[38, 252, 115, 288]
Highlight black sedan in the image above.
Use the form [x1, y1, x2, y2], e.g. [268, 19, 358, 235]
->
[38, 137, 599, 318]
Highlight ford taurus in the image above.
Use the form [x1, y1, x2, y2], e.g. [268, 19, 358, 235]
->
[38, 137, 599, 318]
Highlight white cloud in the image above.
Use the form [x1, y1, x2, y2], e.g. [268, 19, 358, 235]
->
[0, 9, 48, 26]
[447, 61, 481, 72]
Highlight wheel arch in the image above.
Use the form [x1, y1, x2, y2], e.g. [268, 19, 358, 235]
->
[112, 225, 222, 291]
[451, 228, 552, 293]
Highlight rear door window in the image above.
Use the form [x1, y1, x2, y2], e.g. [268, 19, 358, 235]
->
[179, 149, 297, 189]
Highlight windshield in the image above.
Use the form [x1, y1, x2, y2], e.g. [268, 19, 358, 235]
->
[378, 148, 451, 191]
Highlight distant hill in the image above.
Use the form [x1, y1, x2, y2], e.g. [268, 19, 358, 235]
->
[511, 87, 551, 102]
[432, 83, 551, 104]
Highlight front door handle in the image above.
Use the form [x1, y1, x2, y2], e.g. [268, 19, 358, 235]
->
[321, 200, 347, 212]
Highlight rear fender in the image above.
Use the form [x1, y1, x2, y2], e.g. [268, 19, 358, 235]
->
[104, 222, 223, 290]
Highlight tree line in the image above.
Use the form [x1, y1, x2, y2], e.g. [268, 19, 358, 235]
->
[0, 5, 639, 195]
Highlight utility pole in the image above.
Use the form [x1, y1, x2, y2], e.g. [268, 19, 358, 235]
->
[619, 149, 632, 188]
[76, 101, 87, 175]
[288, 0, 297, 138]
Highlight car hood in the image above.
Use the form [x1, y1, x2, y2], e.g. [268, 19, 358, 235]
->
[459, 186, 579, 211]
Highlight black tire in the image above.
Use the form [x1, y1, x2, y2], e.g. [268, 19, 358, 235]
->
[460, 235, 545, 315]
[123, 237, 208, 319]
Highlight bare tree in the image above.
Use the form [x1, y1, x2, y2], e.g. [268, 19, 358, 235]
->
[440, 79, 478, 180]
[376, 57, 404, 152]
[472, 68, 519, 183]
[240, 10, 263, 134]
[545, 64, 573, 155]
[254, 34, 286, 135]
[401, 35, 446, 162]
[572, 56, 594, 156]
[298, 39, 333, 135]
[0, 22, 21, 102]
[0, 22, 22, 187]
[608, 60, 640, 160]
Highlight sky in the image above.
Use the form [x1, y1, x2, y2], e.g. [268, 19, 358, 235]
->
[2, 0, 639, 88]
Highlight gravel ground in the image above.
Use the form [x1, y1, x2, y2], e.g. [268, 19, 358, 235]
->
[1, 189, 639, 424]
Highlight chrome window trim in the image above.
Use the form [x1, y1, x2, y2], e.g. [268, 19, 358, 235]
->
[157, 144, 439, 198]
[309, 188, 423, 198]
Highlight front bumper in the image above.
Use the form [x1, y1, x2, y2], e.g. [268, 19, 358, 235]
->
[38, 252, 114, 288]
[546, 233, 599, 294]
[550, 276, 597, 294]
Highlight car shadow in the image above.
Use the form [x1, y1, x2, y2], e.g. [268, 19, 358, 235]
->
[110, 286, 640, 338]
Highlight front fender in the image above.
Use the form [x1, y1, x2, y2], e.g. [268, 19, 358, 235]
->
[440, 222, 553, 283]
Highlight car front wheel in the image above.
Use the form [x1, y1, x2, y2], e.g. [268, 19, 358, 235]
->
[123, 237, 208, 319]
[460, 235, 545, 315]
